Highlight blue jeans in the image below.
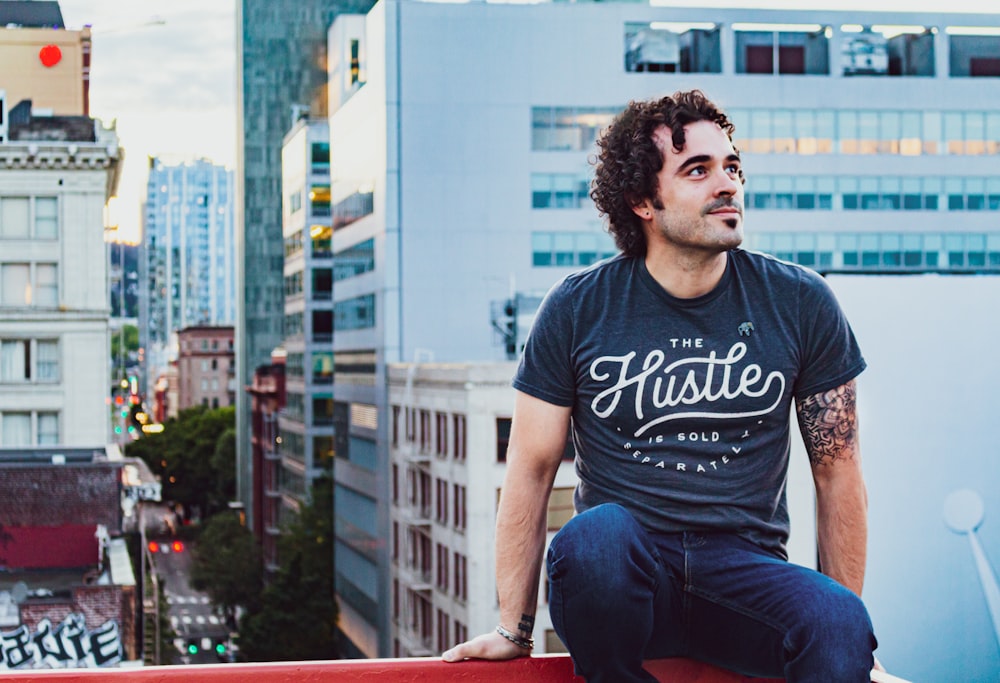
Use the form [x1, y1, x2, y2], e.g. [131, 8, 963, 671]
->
[547, 504, 876, 683]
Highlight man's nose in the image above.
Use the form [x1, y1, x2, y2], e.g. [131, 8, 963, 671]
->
[714, 170, 740, 196]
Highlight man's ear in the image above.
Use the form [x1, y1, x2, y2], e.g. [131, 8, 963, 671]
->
[631, 198, 653, 222]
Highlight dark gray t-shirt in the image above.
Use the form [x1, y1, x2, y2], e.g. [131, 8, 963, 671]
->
[513, 249, 865, 558]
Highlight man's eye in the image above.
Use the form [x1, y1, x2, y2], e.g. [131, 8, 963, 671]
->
[688, 167, 706, 176]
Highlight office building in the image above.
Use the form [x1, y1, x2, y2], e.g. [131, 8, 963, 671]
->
[325, 0, 999, 659]
[140, 158, 235, 393]
[235, 0, 376, 527]
[276, 119, 335, 535]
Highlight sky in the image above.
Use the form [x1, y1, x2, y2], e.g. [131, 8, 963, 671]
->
[55, 0, 995, 243]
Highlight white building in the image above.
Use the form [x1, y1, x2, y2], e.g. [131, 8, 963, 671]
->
[387, 362, 577, 658]
[322, 0, 1000, 662]
[0, 91, 122, 447]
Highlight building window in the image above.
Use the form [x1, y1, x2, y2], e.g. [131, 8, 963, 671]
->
[0, 339, 58, 383]
[454, 621, 468, 647]
[531, 173, 592, 209]
[0, 410, 56, 446]
[0, 197, 29, 238]
[37, 412, 59, 445]
[436, 609, 451, 654]
[392, 521, 399, 561]
[532, 231, 618, 267]
[419, 410, 431, 453]
[453, 484, 466, 531]
[435, 412, 448, 457]
[333, 238, 375, 282]
[746, 231, 1000, 274]
[436, 542, 449, 592]
[435, 478, 448, 525]
[531, 106, 618, 152]
[453, 414, 466, 461]
[392, 405, 400, 447]
[2, 412, 31, 446]
[624, 22, 721, 74]
[496, 417, 511, 462]
[548, 487, 576, 531]
[392, 463, 399, 504]
[310, 185, 331, 216]
[334, 293, 375, 331]
[453, 552, 468, 602]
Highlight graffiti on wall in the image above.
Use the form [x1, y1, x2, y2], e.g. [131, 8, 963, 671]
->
[0, 613, 122, 669]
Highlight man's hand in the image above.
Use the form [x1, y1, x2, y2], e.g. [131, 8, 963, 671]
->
[442, 630, 530, 663]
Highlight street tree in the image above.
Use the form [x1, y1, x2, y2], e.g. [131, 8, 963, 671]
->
[238, 476, 339, 661]
[190, 511, 263, 627]
[127, 405, 236, 520]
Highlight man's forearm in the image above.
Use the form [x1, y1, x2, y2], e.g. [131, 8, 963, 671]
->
[815, 469, 868, 597]
[494, 460, 555, 639]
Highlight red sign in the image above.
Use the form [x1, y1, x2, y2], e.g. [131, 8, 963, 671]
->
[39, 44, 62, 68]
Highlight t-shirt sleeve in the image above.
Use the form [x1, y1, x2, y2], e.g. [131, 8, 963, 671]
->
[793, 272, 866, 399]
[512, 280, 576, 407]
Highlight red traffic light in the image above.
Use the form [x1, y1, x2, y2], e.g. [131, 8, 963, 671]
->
[171, 541, 184, 553]
[147, 541, 160, 553]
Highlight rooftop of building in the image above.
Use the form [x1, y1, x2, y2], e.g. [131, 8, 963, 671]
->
[5, 99, 96, 142]
[0, 0, 63, 28]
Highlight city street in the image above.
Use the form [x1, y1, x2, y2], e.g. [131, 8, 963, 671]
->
[153, 540, 230, 664]
[141, 504, 230, 664]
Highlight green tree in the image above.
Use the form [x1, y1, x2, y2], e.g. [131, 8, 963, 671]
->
[211, 427, 237, 506]
[127, 405, 236, 519]
[190, 511, 263, 626]
[238, 476, 339, 662]
[110, 324, 139, 376]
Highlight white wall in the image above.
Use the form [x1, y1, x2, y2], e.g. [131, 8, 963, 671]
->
[829, 274, 1000, 683]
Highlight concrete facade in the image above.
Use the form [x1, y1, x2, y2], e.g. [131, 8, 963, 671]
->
[386, 362, 577, 658]
[323, 2, 1000, 658]
[0, 114, 120, 448]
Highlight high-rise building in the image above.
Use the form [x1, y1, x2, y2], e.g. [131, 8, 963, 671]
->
[274, 118, 335, 561]
[140, 158, 235, 392]
[235, 0, 376, 534]
[324, 0, 999, 661]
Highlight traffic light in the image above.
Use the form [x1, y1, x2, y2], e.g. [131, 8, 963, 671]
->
[187, 642, 199, 655]
[214, 642, 227, 660]
[147, 541, 160, 553]
[171, 540, 184, 553]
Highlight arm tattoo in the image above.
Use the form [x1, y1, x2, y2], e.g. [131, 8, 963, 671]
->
[796, 380, 858, 467]
[517, 613, 535, 634]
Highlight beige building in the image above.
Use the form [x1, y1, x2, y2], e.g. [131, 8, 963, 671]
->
[386, 363, 578, 659]
[176, 326, 235, 412]
[0, 5, 91, 118]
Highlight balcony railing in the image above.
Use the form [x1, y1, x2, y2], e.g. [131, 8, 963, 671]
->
[0, 655, 786, 682]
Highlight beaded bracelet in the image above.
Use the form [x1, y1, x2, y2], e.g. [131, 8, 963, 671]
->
[496, 624, 534, 650]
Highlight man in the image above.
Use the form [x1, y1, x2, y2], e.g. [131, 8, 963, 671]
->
[443, 90, 878, 682]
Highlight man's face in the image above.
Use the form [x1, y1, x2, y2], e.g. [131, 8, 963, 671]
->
[641, 120, 744, 255]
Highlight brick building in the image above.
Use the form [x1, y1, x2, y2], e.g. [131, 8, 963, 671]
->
[0, 450, 139, 668]
[176, 326, 235, 412]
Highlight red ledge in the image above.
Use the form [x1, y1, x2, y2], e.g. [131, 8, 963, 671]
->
[0, 656, 783, 682]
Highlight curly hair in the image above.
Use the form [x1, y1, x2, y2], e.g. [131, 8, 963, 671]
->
[591, 90, 739, 258]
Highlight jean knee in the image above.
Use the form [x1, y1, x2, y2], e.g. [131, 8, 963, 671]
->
[791, 587, 876, 671]
[548, 504, 655, 591]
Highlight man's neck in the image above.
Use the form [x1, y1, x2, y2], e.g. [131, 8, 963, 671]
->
[643, 246, 730, 299]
